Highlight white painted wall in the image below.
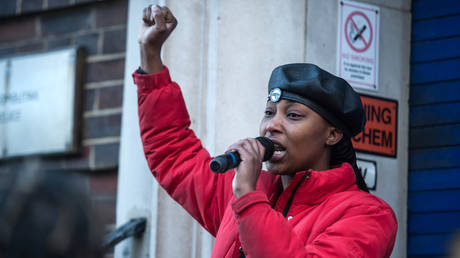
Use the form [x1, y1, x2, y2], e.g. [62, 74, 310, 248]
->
[117, 0, 410, 257]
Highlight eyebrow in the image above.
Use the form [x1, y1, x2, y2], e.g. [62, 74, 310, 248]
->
[265, 99, 297, 106]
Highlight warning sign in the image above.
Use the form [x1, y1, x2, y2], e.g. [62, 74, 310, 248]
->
[352, 95, 398, 157]
[337, 0, 379, 91]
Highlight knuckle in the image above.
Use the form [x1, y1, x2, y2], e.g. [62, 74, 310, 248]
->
[143, 8, 150, 17]
[241, 141, 251, 148]
[246, 156, 258, 163]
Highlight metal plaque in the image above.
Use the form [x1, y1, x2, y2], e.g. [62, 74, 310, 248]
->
[0, 47, 83, 158]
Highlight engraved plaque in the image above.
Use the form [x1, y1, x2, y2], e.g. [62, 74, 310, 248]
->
[0, 48, 83, 158]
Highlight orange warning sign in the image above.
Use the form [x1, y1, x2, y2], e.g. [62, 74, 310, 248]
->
[352, 94, 398, 157]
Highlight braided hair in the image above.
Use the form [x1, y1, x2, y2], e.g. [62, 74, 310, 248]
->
[330, 136, 369, 192]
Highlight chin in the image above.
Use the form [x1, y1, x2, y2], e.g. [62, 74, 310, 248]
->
[266, 162, 289, 175]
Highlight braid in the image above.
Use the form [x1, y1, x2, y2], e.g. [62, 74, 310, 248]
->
[330, 137, 369, 192]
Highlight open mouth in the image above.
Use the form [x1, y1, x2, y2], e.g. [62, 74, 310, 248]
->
[270, 142, 286, 161]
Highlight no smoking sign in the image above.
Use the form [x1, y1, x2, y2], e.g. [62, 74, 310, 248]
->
[345, 11, 373, 53]
[337, 0, 380, 91]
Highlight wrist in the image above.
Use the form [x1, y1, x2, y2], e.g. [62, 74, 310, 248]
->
[140, 45, 163, 74]
[233, 183, 256, 198]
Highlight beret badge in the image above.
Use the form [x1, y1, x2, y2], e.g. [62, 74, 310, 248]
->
[269, 88, 282, 103]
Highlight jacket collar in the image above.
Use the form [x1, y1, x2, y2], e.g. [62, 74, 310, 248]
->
[270, 162, 357, 211]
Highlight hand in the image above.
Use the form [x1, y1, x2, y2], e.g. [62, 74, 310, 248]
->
[138, 5, 177, 73]
[227, 138, 265, 198]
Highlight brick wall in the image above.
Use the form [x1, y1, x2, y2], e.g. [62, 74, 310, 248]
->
[0, 0, 128, 239]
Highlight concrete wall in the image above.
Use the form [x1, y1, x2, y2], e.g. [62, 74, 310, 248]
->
[117, 0, 410, 257]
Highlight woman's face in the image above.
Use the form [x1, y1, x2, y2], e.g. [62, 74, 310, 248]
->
[260, 99, 334, 175]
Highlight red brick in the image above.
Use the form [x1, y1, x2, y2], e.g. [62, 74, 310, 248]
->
[84, 88, 96, 111]
[48, 0, 70, 9]
[0, 0, 17, 18]
[93, 142, 119, 169]
[102, 27, 126, 54]
[75, 32, 100, 56]
[84, 114, 121, 139]
[95, 0, 128, 28]
[21, 0, 43, 14]
[85, 58, 125, 83]
[89, 172, 118, 195]
[98, 85, 123, 109]
[41, 7, 92, 36]
[0, 17, 36, 43]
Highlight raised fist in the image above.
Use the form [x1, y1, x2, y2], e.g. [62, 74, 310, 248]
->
[138, 5, 177, 73]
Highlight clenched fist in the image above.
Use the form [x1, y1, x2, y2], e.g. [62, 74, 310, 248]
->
[138, 5, 177, 74]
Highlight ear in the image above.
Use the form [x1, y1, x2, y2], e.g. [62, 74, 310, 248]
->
[325, 127, 343, 146]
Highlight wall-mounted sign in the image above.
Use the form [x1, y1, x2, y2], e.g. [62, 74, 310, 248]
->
[357, 159, 376, 190]
[352, 94, 398, 157]
[0, 47, 83, 158]
[337, 0, 380, 91]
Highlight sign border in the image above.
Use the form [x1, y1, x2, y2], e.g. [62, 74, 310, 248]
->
[0, 46, 85, 159]
[357, 158, 377, 191]
[353, 93, 398, 158]
[337, 0, 380, 91]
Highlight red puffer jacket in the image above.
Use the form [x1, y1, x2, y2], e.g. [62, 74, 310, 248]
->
[133, 67, 397, 258]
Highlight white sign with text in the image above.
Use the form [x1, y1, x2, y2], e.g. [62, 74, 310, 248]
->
[357, 159, 377, 190]
[0, 48, 79, 158]
[337, 0, 380, 91]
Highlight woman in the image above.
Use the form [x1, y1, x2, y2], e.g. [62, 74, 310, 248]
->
[134, 5, 397, 257]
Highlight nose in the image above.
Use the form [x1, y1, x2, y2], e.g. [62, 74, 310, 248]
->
[263, 113, 283, 136]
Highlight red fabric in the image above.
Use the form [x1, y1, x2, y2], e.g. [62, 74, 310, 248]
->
[133, 67, 397, 258]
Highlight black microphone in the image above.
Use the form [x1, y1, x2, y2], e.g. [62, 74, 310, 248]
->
[210, 137, 274, 173]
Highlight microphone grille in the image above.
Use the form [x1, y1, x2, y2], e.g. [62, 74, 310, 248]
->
[256, 137, 274, 161]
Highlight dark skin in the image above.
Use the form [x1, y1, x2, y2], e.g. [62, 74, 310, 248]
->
[228, 100, 343, 197]
[138, 5, 177, 73]
[138, 5, 343, 198]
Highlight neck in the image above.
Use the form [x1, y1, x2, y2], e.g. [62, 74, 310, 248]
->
[281, 175, 294, 189]
[280, 148, 332, 190]
[281, 162, 331, 190]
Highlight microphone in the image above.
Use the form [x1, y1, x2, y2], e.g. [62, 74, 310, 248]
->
[210, 137, 274, 173]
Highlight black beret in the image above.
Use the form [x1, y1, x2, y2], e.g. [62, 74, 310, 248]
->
[268, 63, 365, 137]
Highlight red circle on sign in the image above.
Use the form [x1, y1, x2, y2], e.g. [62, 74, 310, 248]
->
[345, 11, 373, 53]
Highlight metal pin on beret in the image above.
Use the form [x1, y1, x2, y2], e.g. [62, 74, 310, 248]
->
[268, 63, 366, 137]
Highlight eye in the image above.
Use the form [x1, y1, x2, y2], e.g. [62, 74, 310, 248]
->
[264, 109, 274, 117]
[287, 112, 303, 119]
